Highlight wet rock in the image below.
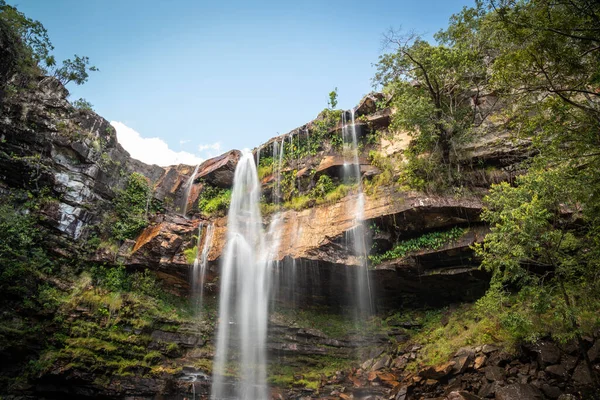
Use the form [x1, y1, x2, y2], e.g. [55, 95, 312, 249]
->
[371, 355, 391, 371]
[560, 355, 577, 372]
[453, 354, 472, 375]
[484, 366, 506, 382]
[448, 391, 483, 400]
[545, 364, 566, 379]
[149, 330, 203, 348]
[588, 339, 600, 362]
[478, 381, 499, 398]
[495, 383, 544, 400]
[540, 384, 562, 399]
[482, 345, 500, 355]
[571, 363, 593, 386]
[533, 341, 561, 366]
[395, 386, 408, 400]
[474, 355, 487, 370]
[419, 361, 455, 380]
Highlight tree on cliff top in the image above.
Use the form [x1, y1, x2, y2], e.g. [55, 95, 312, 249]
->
[0, 0, 97, 88]
[373, 21, 498, 191]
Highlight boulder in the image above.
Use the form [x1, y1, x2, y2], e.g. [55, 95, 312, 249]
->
[495, 383, 544, 400]
[571, 363, 593, 386]
[533, 341, 561, 366]
[485, 366, 506, 382]
[545, 364, 566, 379]
[588, 339, 600, 362]
[448, 391, 483, 400]
[419, 361, 455, 380]
[196, 149, 241, 188]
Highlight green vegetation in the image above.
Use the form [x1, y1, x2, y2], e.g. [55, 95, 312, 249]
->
[328, 87, 338, 109]
[110, 173, 151, 241]
[72, 97, 94, 111]
[403, 304, 510, 371]
[370, 227, 467, 266]
[30, 270, 200, 381]
[197, 183, 231, 217]
[364, 150, 395, 194]
[257, 156, 274, 179]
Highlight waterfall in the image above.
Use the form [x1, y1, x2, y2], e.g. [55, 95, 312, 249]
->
[341, 109, 373, 317]
[275, 138, 285, 205]
[181, 164, 200, 216]
[255, 145, 261, 170]
[191, 222, 204, 300]
[211, 152, 270, 400]
[192, 222, 214, 316]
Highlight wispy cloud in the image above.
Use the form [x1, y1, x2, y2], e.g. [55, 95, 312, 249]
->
[179, 139, 191, 145]
[198, 142, 222, 157]
[111, 121, 203, 166]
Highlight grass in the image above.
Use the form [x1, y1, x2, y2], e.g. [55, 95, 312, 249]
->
[268, 355, 354, 391]
[402, 304, 511, 371]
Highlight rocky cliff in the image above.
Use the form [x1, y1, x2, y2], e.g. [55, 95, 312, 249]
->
[5, 73, 588, 400]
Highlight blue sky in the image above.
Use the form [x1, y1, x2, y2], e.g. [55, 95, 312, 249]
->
[9, 0, 473, 165]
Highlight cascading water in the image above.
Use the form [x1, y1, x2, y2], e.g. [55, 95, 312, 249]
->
[192, 222, 214, 316]
[211, 152, 270, 400]
[341, 109, 373, 317]
[181, 164, 200, 216]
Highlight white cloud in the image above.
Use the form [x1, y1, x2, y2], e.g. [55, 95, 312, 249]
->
[179, 139, 191, 145]
[111, 121, 203, 166]
[198, 142, 221, 152]
[198, 141, 222, 158]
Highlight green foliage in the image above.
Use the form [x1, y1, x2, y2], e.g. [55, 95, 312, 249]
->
[405, 304, 510, 370]
[257, 156, 274, 179]
[111, 173, 151, 241]
[72, 98, 94, 111]
[183, 246, 198, 265]
[474, 165, 600, 344]
[364, 150, 395, 194]
[328, 87, 338, 109]
[197, 184, 231, 216]
[0, 197, 54, 300]
[374, 28, 491, 185]
[308, 108, 343, 155]
[370, 227, 466, 266]
[0, 1, 97, 87]
[53, 55, 98, 86]
[312, 175, 335, 199]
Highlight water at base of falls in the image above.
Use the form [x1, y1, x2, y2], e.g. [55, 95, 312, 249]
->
[211, 152, 270, 400]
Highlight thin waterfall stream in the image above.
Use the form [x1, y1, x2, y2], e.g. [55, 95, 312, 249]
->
[181, 164, 200, 216]
[342, 109, 373, 318]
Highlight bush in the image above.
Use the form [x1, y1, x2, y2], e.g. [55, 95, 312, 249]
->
[197, 184, 231, 216]
[111, 173, 151, 241]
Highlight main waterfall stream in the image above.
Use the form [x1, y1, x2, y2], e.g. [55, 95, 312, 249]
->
[211, 152, 271, 399]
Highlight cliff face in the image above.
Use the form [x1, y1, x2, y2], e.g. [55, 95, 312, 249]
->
[0, 76, 534, 399]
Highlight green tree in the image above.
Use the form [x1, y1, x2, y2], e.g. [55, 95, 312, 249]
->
[373, 27, 496, 189]
[328, 87, 338, 109]
[72, 97, 94, 111]
[111, 173, 151, 241]
[0, 1, 97, 87]
[53, 55, 98, 86]
[467, 0, 600, 388]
